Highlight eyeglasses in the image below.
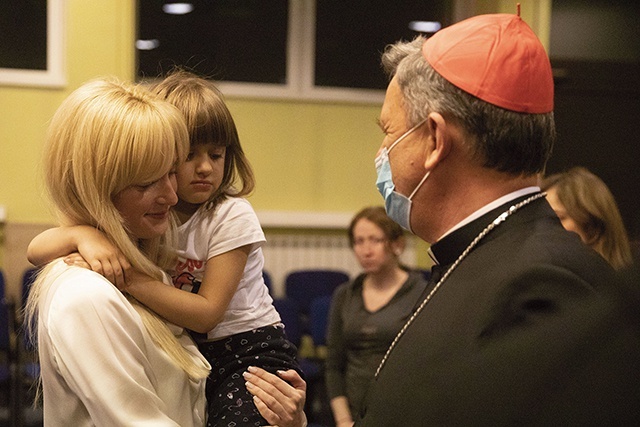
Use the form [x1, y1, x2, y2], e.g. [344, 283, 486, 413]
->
[353, 237, 388, 247]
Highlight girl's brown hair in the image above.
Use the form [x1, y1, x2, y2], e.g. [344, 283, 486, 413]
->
[151, 70, 255, 208]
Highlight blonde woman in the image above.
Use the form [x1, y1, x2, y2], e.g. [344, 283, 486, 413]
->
[24, 78, 211, 426]
[542, 167, 633, 270]
[26, 77, 307, 427]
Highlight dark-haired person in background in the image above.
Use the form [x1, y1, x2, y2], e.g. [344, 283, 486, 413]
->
[325, 206, 427, 426]
[542, 166, 634, 270]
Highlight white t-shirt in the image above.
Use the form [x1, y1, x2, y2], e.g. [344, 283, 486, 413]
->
[172, 197, 280, 339]
[38, 260, 209, 426]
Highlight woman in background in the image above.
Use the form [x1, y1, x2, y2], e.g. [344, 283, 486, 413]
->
[542, 166, 633, 270]
[324, 206, 428, 426]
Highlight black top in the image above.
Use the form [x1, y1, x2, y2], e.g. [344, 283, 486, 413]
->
[325, 270, 428, 417]
[356, 196, 640, 426]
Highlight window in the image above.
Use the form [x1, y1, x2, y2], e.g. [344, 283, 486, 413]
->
[314, 0, 451, 91]
[137, 0, 452, 103]
[0, 1, 47, 70]
[137, 0, 289, 84]
[0, 0, 65, 88]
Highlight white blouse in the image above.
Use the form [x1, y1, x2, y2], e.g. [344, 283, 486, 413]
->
[37, 260, 209, 426]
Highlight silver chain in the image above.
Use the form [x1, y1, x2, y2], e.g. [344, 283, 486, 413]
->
[374, 192, 547, 378]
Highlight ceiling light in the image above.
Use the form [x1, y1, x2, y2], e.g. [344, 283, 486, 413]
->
[136, 39, 160, 50]
[163, 3, 194, 15]
[408, 21, 442, 33]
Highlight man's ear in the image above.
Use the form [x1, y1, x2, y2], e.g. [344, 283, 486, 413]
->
[423, 112, 451, 170]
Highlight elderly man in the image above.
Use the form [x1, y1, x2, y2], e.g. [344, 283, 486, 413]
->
[358, 13, 640, 426]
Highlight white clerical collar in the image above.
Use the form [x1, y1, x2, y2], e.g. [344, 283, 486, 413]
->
[428, 186, 541, 263]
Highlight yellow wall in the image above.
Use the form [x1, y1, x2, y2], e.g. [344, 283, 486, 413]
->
[0, 0, 551, 271]
[0, 0, 137, 225]
[229, 99, 382, 212]
[0, 0, 385, 226]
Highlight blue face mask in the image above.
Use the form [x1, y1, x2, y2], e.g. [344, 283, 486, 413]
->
[375, 119, 430, 232]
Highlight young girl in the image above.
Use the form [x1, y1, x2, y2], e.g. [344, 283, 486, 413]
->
[28, 70, 304, 427]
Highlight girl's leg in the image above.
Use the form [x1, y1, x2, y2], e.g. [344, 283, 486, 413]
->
[199, 324, 302, 427]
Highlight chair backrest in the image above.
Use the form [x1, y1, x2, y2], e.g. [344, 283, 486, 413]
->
[309, 295, 332, 347]
[22, 267, 39, 310]
[272, 297, 302, 347]
[21, 267, 40, 351]
[0, 312, 7, 351]
[285, 269, 349, 316]
[0, 270, 11, 382]
[0, 270, 9, 352]
[0, 268, 5, 301]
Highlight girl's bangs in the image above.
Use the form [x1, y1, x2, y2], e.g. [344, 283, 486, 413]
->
[188, 102, 233, 147]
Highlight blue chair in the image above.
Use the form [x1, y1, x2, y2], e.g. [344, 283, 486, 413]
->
[309, 295, 332, 348]
[0, 269, 18, 425]
[19, 268, 41, 380]
[302, 294, 333, 399]
[0, 269, 12, 382]
[21, 267, 39, 311]
[303, 294, 336, 426]
[279, 274, 346, 427]
[285, 269, 348, 333]
[272, 297, 302, 348]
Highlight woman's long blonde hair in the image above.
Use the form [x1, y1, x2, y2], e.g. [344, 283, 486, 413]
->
[25, 78, 209, 380]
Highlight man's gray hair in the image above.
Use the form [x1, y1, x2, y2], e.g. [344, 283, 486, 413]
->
[381, 36, 556, 176]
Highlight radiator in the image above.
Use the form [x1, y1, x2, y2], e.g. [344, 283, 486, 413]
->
[262, 231, 416, 298]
